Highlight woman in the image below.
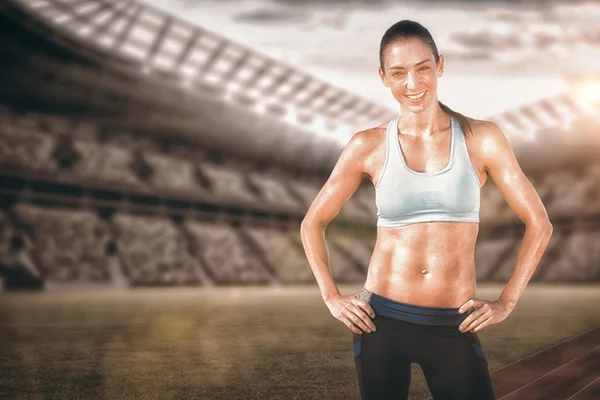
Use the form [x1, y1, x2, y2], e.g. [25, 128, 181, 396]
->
[299, 20, 553, 400]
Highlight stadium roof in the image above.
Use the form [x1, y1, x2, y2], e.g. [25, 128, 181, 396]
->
[0, 0, 399, 172]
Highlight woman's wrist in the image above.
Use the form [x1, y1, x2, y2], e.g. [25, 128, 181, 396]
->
[323, 292, 342, 305]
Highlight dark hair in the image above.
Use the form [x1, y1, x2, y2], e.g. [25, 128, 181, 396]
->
[379, 20, 473, 136]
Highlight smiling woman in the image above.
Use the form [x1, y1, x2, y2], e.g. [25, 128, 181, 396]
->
[300, 19, 553, 400]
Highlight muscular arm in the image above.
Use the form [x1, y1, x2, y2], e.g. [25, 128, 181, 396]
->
[300, 130, 373, 303]
[477, 121, 553, 310]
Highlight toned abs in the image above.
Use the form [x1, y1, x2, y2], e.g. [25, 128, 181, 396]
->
[366, 222, 479, 308]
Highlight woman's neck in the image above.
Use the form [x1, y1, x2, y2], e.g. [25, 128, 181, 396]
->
[397, 104, 448, 137]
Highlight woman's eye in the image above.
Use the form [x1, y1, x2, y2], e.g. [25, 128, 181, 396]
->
[419, 67, 430, 71]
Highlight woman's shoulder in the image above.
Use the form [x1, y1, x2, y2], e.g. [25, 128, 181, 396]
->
[465, 116, 509, 141]
[463, 116, 514, 158]
[345, 121, 389, 151]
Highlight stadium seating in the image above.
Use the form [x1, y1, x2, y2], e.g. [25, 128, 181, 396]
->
[197, 161, 264, 208]
[290, 230, 365, 283]
[13, 204, 112, 282]
[2, 97, 599, 288]
[71, 140, 147, 188]
[111, 213, 206, 285]
[489, 237, 530, 282]
[479, 183, 519, 227]
[329, 234, 375, 273]
[537, 166, 600, 220]
[0, 210, 35, 271]
[474, 236, 519, 281]
[587, 165, 600, 214]
[184, 220, 272, 284]
[242, 225, 315, 284]
[144, 151, 210, 198]
[537, 229, 600, 282]
[0, 124, 58, 172]
[355, 185, 378, 219]
[287, 179, 322, 208]
[246, 170, 305, 214]
[339, 197, 372, 222]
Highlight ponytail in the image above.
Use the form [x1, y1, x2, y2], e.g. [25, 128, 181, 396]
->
[439, 101, 473, 137]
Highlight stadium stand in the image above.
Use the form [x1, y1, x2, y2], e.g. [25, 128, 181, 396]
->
[329, 233, 376, 273]
[536, 228, 600, 282]
[144, 151, 208, 197]
[183, 219, 273, 285]
[0, 122, 58, 173]
[485, 241, 523, 283]
[474, 236, 520, 281]
[0, 210, 38, 274]
[246, 169, 305, 214]
[0, 209, 42, 289]
[196, 160, 264, 209]
[479, 183, 519, 226]
[537, 166, 600, 220]
[72, 140, 147, 188]
[291, 229, 366, 283]
[111, 213, 208, 285]
[12, 203, 112, 283]
[287, 178, 323, 208]
[355, 185, 378, 218]
[242, 225, 316, 284]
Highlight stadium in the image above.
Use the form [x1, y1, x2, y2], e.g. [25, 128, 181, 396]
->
[0, 0, 599, 399]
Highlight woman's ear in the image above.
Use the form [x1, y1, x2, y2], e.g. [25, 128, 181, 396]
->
[437, 55, 445, 78]
[378, 67, 389, 88]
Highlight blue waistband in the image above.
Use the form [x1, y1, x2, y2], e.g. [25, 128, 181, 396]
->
[369, 292, 469, 326]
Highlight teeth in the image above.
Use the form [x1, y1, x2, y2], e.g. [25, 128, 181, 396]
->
[406, 91, 426, 100]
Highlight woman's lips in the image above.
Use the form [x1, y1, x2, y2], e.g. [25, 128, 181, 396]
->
[404, 90, 427, 102]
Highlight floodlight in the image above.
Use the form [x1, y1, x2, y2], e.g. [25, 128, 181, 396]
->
[580, 81, 600, 104]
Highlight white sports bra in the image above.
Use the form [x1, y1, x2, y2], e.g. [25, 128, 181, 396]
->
[375, 116, 482, 228]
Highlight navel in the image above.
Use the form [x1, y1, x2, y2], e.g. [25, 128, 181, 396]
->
[421, 269, 430, 275]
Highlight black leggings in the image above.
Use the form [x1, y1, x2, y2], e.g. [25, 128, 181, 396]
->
[353, 289, 495, 400]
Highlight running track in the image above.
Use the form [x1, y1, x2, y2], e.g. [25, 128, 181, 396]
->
[491, 325, 600, 400]
[424, 325, 600, 400]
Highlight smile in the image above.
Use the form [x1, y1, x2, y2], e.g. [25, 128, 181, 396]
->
[405, 91, 426, 100]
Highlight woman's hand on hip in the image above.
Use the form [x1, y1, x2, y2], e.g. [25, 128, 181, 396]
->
[325, 294, 377, 335]
[457, 298, 511, 333]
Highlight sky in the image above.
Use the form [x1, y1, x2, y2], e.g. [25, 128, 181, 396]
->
[146, 0, 600, 128]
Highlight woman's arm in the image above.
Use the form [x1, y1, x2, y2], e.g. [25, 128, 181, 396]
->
[459, 120, 553, 333]
[479, 121, 553, 310]
[300, 129, 379, 335]
[300, 129, 372, 303]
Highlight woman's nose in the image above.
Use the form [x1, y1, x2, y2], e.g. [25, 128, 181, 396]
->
[406, 72, 419, 90]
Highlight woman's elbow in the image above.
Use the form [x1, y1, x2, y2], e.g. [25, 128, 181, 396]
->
[529, 212, 553, 237]
[300, 217, 327, 233]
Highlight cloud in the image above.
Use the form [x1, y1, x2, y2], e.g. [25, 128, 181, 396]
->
[442, 50, 494, 62]
[271, 0, 392, 8]
[232, 7, 311, 24]
[489, 9, 542, 24]
[451, 29, 523, 51]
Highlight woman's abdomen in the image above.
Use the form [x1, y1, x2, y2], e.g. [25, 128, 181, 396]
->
[365, 222, 479, 308]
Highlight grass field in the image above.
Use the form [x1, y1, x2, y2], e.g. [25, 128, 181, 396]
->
[1, 283, 600, 400]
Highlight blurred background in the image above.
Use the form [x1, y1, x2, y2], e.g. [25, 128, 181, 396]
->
[1, 0, 599, 291]
[0, 0, 599, 399]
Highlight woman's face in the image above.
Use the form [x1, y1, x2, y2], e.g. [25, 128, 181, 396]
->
[378, 37, 444, 114]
